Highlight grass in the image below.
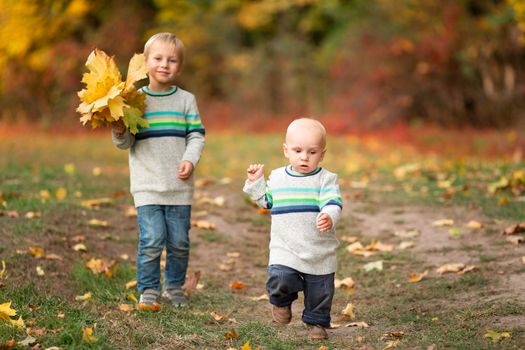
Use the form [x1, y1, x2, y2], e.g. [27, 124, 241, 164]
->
[1, 129, 525, 349]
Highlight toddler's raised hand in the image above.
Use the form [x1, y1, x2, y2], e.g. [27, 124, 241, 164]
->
[246, 164, 264, 183]
[317, 213, 333, 232]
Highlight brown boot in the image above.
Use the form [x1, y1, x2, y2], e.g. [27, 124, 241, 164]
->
[271, 305, 292, 324]
[307, 325, 328, 340]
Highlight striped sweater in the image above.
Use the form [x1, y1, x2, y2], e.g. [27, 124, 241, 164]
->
[243, 165, 342, 274]
[112, 85, 205, 207]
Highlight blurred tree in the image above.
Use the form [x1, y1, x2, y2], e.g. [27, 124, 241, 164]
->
[0, 0, 524, 128]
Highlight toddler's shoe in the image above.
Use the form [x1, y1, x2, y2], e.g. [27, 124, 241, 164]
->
[138, 289, 161, 312]
[307, 324, 328, 340]
[162, 287, 188, 307]
[271, 304, 292, 324]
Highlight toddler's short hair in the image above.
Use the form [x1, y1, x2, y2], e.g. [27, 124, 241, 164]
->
[144, 32, 185, 66]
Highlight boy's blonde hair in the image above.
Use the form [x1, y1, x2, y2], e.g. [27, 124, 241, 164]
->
[144, 32, 185, 66]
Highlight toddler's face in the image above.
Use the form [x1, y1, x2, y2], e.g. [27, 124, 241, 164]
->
[146, 40, 182, 91]
[283, 128, 325, 174]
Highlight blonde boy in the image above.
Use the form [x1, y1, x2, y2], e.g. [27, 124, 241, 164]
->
[112, 32, 205, 308]
[243, 118, 342, 340]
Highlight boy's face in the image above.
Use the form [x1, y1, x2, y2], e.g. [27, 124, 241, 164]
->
[283, 127, 326, 174]
[146, 40, 182, 91]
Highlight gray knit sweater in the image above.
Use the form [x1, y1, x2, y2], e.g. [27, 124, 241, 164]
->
[112, 86, 205, 207]
[243, 166, 342, 275]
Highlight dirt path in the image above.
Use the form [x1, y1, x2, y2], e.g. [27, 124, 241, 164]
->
[185, 182, 525, 343]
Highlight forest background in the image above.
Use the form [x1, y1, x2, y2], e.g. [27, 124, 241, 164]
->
[2, 0, 525, 131]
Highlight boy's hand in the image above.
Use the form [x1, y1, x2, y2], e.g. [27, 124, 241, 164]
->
[178, 161, 194, 180]
[111, 120, 127, 137]
[247, 164, 264, 183]
[317, 213, 333, 232]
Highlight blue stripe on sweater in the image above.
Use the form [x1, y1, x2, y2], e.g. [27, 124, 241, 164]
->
[271, 205, 320, 215]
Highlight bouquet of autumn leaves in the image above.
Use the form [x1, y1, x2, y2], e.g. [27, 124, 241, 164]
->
[77, 49, 149, 134]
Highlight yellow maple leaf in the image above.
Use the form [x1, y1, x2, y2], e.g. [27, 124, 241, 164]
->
[408, 270, 428, 282]
[82, 326, 97, 343]
[0, 302, 17, 321]
[0, 260, 6, 279]
[10, 316, 24, 328]
[124, 53, 148, 91]
[77, 49, 148, 134]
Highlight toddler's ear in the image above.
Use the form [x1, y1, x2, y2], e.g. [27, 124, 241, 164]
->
[283, 143, 289, 158]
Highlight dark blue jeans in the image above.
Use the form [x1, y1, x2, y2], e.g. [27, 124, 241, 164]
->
[136, 205, 191, 293]
[266, 264, 334, 327]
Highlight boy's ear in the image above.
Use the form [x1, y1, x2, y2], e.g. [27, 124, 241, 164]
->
[283, 143, 289, 158]
[320, 149, 326, 161]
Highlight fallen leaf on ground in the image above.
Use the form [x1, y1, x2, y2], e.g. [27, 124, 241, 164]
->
[383, 339, 400, 349]
[448, 228, 464, 236]
[55, 187, 67, 200]
[398, 241, 415, 250]
[345, 321, 369, 328]
[125, 280, 137, 290]
[0, 302, 24, 328]
[484, 330, 511, 342]
[223, 328, 239, 339]
[382, 331, 404, 340]
[81, 198, 112, 208]
[36, 266, 45, 276]
[40, 190, 50, 200]
[363, 260, 383, 272]
[432, 219, 454, 227]
[92, 167, 102, 176]
[457, 265, 476, 275]
[393, 229, 419, 238]
[75, 292, 92, 301]
[0, 260, 5, 279]
[211, 311, 227, 322]
[44, 253, 63, 260]
[28, 247, 46, 258]
[501, 223, 525, 235]
[318, 346, 329, 350]
[366, 240, 394, 252]
[250, 294, 269, 301]
[466, 220, 484, 229]
[334, 277, 355, 289]
[127, 293, 138, 303]
[85, 258, 117, 276]
[522, 256, 525, 265]
[73, 243, 87, 252]
[118, 304, 133, 312]
[506, 236, 524, 245]
[25, 211, 41, 219]
[18, 335, 36, 346]
[191, 220, 216, 229]
[88, 219, 109, 227]
[71, 235, 86, 242]
[436, 263, 476, 275]
[346, 242, 374, 257]
[341, 303, 355, 319]
[227, 252, 241, 258]
[408, 270, 428, 282]
[231, 281, 247, 289]
[82, 326, 97, 343]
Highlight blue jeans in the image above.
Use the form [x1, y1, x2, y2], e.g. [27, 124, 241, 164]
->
[136, 205, 191, 293]
[266, 264, 334, 327]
